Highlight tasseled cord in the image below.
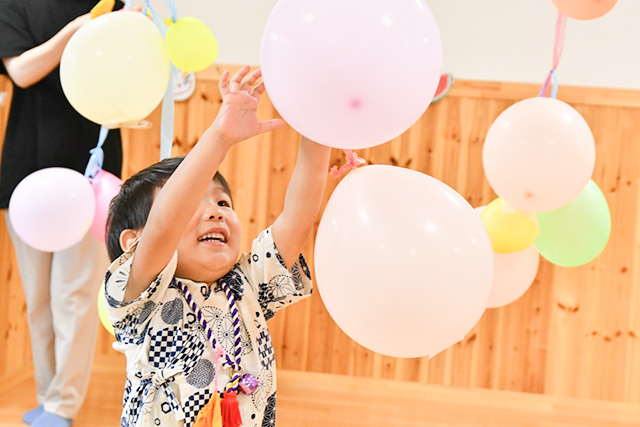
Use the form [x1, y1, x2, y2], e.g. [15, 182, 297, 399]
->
[220, 391, 242, 427]
[193, 346, 224, 427]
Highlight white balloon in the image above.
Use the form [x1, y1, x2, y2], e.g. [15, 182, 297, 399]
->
[315, 166, 494, 358]
[487, 245, 540, 308]
[482, 97, 595, 212]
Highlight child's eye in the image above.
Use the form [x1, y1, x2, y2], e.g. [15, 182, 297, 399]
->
[218, 200, 230, 207]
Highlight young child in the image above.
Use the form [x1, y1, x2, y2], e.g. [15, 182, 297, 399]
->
[104, 66, 331, 427]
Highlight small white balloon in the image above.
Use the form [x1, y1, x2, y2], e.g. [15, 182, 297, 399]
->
[474, 205, 540, 308]
[487, 245, 540, 308]
[482, 97, 595, 212]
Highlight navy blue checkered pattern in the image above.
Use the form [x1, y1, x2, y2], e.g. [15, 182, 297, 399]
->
[182, 389, 213, 427]
[149, 327, 183, 368]
[257, 330, 275, 370]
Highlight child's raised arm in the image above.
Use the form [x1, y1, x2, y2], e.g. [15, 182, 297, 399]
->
[123, 67, 284, 301]
[271, 136, 332, 269]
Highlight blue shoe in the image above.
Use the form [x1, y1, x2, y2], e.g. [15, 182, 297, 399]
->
[22, 406, 44, 424]
[31, 412, 73, 427]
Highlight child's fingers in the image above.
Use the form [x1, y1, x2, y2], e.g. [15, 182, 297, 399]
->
[241, 68, 262, 92]
[258, 118, 285, 135]
[230, 65, 251, 92]
[250, 81, 266, 102]
[219, 70, 230, 97]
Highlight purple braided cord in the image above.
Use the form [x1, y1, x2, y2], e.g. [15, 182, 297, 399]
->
[176, 279, 244, 393]
[222, 282, 243, 392]
[177, 280, 219, 347]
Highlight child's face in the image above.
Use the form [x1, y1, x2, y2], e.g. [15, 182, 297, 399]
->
[174, 180, 242, 284]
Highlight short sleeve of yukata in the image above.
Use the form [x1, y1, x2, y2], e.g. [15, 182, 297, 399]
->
[237, 227, 313, 321]
[104, 239, 179, 341]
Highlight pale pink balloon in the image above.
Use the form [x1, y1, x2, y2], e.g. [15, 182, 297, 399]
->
[315, 166, 493, 358]
[482, 97, 595, 212]
[90, 170, 123, 244]
[261, 0, 442, 149]
[9, 168, 95, 252]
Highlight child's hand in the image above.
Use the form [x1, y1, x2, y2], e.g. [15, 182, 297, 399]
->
[210, 66, 284, 146]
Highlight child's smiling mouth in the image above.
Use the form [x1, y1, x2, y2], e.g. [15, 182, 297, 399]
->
[198, 230, 228, 244]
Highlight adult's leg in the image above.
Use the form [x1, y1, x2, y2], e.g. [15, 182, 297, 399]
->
[44, 230, 110, 419]
[4, 212, 56, 406]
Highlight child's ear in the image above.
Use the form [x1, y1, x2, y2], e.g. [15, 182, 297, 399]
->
[119, 229, 142, 252]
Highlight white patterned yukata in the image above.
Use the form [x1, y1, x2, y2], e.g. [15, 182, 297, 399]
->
[104, 227, 312, 427]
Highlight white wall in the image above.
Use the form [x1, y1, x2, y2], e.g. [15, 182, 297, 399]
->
[164, 0, 640, 90]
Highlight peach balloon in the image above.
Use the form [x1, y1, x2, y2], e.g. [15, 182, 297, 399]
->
[315, 166, 493, 358]
[551, 0, 617, 20]
[482, 97, 595, 212]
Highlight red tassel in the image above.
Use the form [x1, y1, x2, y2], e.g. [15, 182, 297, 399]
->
[220, 391, 242, 427]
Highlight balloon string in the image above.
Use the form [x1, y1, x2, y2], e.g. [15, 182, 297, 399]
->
[329, 150, 366, 179]
[84, 126, 109, 179]
[160, 65, 177, 160]
[538, 11, 566, 99]
[162, 0, 178, 22]
[539, 70, 559, 99]
[551, 11, 566, 70]
[144, 0, 176, 160]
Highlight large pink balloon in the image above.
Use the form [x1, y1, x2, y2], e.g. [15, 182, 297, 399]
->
[482, 97, 595, 212]
[315, 166, 493, 358]
[261, 0, 442, 149]
[90, 170, 123, 244]
[9, 168, 95, 252]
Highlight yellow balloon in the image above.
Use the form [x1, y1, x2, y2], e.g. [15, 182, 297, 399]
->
[165, 17, 218, 72]
[60, 11, 170, 127]
[97, 283, 115, 336]
[481, 198, 539, 253]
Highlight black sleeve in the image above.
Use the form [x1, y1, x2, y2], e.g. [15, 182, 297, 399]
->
[0, 0, 34, 75]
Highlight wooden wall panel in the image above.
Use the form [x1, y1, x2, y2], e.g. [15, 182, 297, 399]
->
[2, 70, 640, 404]
[0, 77, 33, 380]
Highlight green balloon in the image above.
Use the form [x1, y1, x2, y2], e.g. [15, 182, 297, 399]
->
[535, 180, 611, 267]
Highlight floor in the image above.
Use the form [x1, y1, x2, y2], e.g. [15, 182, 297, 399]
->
[2, 362, 640, 427]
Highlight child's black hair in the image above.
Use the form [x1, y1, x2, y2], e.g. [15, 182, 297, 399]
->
[106, 156, 232, 261]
